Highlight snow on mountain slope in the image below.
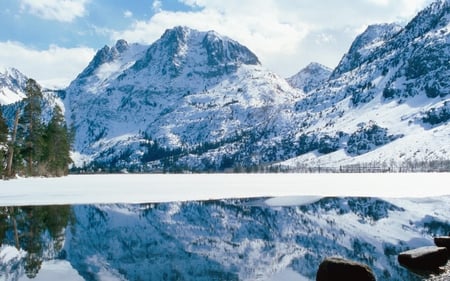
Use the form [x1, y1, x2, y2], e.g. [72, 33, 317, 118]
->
[287, 62, 332, 93]
[278, 0, 450, 168]
[0, 68, 66, 130]
[64, 26, 303, 170]
[0, 68, 28, 105]
[63, 1, 450, 171]
[330, 23, 402, 79]
[2, 1, 448, 171]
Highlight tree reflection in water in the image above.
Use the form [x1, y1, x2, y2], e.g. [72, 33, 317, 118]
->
[0, 205, 73, 279]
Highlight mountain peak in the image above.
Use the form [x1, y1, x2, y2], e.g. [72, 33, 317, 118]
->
[114, 39, 129, 53]
[202, 29, 260, 67]
[404, 0, 450, 36]
[160, 25, 191, 45]
[287, 62, 331, 93]
[331, 23, 402, 77]
[130, 26, 260, 78]
[0, 67, 28, 105]
[75, 44, 115, 80]
[1, 67, 27, 83]
[302, 62, 332, 73]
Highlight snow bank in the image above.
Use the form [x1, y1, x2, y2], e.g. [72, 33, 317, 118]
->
[0, 173, 449, 206]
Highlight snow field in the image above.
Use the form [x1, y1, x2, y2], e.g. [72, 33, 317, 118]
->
[0, 173, 449, 206]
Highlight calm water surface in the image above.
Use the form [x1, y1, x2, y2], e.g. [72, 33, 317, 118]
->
[1, 197, 445, 281]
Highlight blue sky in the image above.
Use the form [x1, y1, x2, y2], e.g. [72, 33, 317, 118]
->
[0, 0, 434, 88]
[0, 1, 196, 49]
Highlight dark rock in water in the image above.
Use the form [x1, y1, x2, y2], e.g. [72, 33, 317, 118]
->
[434, 237, 450, 256]
[398, 246, 448, 272]
[316, 257, 376, 281]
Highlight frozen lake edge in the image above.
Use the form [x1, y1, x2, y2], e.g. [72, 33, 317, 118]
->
[0, 173, 449, 206]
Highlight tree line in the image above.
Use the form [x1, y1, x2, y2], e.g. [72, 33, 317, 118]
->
[0, 79, 73, 178]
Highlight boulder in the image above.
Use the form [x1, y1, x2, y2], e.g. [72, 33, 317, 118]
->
[316, 257, 376, 281]
[398, 246, 448, 272]
[434, 237, 450, 255]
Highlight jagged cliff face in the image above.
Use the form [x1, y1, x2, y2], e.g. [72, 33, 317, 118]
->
[62, 196, 450, 281]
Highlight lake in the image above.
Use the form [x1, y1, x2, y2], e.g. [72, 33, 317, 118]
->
[1, 196, 449, 280]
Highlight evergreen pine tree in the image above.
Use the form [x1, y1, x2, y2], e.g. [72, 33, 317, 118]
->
[19, 79, 46, 176]
[45, 105, 72, 176]
[5, 109, 21, 178]
[0, 107, 7, 143]
[0, 106, 8, 175]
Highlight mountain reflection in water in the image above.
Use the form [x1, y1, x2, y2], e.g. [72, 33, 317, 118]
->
[1, 197, 448, 281]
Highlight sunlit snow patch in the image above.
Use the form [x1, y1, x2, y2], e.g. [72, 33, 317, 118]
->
[265, 195, 323, 207]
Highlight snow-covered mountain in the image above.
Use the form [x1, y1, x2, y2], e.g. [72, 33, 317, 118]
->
[2, 1, 450, 171]
[2, 196, 449, 281]
[64, 0, 450, 171]
[0, 68, 28, 105]
[279, 0, 450, 168]
[64, 26, 303, 171]
[0, 68, 65, 128]
[287, 62, 332, 93]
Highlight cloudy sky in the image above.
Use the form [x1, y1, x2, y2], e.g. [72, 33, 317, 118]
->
[0, 0, 435, 88]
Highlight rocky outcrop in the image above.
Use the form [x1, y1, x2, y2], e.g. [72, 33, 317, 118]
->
[398, 246, 448, 272]
[316, 257, 376, 281]
[434, 236, 450, 255]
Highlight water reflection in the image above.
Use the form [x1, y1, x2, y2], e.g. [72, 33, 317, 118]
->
[0, 206, 73, 279]
[0, 198, 446, 281]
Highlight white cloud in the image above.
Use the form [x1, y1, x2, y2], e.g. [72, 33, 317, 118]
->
[19, 0, 90, 22]
[152, 0, 162, 12]
[0, 41, 95, 88]
[109, 0, 434, 77]
[124, 10, 133, 18]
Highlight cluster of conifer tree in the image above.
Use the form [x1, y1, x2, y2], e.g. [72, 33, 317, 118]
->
[0, 79, 72, 178]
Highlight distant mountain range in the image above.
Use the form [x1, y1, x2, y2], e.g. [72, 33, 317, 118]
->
[1, 0, 450, 171]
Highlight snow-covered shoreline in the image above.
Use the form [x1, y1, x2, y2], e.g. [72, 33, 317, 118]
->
[0, 173, 448, 206]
